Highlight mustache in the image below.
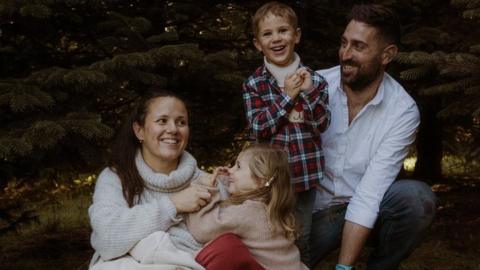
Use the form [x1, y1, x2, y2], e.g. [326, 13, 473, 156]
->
[340, 60, 359, 67]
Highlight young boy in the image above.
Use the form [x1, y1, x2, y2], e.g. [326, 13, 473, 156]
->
[242, 1, 330, 265]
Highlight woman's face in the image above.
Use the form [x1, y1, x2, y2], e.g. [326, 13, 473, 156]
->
[133, 96, 189, 172]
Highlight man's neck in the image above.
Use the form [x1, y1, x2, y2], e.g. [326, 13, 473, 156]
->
[344, 73, 384, 124]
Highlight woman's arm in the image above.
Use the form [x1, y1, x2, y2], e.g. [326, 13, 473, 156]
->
[88, 168, 181, 260]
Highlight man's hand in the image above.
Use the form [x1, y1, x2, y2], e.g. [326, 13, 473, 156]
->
[170, 184, 211, 213]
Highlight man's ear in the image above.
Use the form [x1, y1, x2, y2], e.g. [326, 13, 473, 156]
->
[253, 38, 262, 52]
[382, 44, 398, 65]
[132, 122, 144, 141]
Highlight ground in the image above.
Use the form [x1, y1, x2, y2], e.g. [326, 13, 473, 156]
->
[1, 180, 479, 270]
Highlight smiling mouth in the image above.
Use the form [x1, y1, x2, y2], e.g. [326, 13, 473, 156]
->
[341, 64, 357, 73]
[160, 138, 179, 145]
[271, 45, 286, 53]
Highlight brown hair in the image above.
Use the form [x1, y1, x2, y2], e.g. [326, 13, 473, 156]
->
[348, 4, 401, 45]
[108, 88, 187, 207]
[252, 1, 298, 38]
[223, 143, 297, 239]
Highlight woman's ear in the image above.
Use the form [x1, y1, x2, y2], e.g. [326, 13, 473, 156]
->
[382, 44, 398, 65]
[132, 122, 144, 141]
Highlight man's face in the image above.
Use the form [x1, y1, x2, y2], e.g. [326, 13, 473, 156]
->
[339, 20, 386, 92]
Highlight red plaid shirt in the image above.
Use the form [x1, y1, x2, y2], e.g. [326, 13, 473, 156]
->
[242, 64, 330, 192]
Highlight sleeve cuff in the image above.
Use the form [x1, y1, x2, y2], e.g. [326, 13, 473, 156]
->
[163, 196, 183, 223]
[345, 202, 378, 229]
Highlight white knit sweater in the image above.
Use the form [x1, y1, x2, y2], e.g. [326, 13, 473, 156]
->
[88, 151, 203, 267]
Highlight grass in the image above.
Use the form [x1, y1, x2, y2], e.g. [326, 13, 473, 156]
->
[1, 169, 479, 269]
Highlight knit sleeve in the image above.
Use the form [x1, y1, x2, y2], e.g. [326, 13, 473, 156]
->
[186, 195, 257, 244]
[88, 168, 179, 261]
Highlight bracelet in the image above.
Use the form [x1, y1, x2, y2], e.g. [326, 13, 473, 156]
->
[336, 263, 353, 270]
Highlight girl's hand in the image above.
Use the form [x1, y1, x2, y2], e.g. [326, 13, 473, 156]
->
[170, 184, 211, 213]
[296, 68, 313, 92]
[284, 72, 302, 99]
[199, 167, 228, 186]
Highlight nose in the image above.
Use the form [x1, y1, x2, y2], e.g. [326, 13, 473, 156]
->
[340, 44, 353, 61]
[166, 120, 177, 133]
[272, 31, 281, 42]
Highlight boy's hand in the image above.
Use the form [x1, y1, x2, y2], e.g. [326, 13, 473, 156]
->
[296, 68, 314, 92]
[284, 72, 302, 99]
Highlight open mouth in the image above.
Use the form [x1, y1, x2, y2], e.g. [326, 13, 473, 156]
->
[160, 138, 179, 145]
[271, 45, 286, 54]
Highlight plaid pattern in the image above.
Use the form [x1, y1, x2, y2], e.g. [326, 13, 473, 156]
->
[242, 64, 330, 192]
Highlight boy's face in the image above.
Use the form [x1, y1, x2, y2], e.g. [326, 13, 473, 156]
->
[254, 13, 300, 67]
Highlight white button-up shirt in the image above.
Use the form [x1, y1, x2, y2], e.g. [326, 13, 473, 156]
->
[314, 66, 420, 228]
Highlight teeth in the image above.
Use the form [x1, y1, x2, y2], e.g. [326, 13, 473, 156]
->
[161, 139, 178, 144]
[271, 46, 285, 51]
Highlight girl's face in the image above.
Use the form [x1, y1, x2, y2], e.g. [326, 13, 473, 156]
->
[133, 96, 189, 172]
[226, 152, 260, 195]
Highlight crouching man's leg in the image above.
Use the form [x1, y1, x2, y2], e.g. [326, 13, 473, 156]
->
[367, 180, 437, 270]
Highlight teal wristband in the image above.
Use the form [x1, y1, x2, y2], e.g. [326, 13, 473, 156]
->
[336, 264, 353, 270]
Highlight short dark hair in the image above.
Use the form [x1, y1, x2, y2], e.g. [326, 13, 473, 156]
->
[348, 4, 401, 45]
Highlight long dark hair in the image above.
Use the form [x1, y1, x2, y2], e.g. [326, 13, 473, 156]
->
[108, 89, 187, 207]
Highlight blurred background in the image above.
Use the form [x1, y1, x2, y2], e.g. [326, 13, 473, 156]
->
[0, 0, 479, 269]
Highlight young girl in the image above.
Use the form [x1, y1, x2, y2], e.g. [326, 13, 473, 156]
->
[187, 144, 308, 270]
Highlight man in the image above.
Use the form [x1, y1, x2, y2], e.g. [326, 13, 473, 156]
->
[311, 4, 437, 270]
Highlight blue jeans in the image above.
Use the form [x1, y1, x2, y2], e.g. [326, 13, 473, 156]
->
[295, 188, 316, 265]
[310, 180, 437, 270]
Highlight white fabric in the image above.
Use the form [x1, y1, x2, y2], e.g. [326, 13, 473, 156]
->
[88, 151, 203, 268]
[91, 231, 204, 270]
[264, 52, 300, 87]
[314, 66, 420, 228]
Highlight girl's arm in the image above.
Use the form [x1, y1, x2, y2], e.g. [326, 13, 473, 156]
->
[186, 192, 251, 244]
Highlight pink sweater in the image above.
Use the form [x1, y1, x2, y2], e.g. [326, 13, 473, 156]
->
[186, 192, 308, 270]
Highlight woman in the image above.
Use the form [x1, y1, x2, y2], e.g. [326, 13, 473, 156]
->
[88, 89, 263, 270]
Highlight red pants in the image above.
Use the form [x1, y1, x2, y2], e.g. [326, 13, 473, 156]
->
[195, 233, 265, 270]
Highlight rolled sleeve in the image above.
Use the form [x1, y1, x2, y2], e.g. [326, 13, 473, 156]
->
[345, 103, 420, 228]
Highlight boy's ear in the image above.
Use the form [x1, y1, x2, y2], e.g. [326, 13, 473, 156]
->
[295, 28, 301, 44]
[253, 38, 262, 52]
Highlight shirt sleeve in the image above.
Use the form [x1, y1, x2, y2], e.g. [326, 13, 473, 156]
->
[88, 169, 180, 260]
[345, 103, 420, 228]
[186, 193, 249, 244]
[242, 78, 295, 139]
[300, 70, 330, 134]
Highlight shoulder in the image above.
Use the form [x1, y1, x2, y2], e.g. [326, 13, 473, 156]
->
[316, 65, 340, 83]
[243, 65, 267, 88]
[96, 167, 122, 188]
[383, 73, 419, 114]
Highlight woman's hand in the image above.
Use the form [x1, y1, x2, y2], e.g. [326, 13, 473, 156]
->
[170, 184, 211, 213]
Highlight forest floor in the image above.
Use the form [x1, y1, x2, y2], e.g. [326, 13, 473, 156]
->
[1, 179, 479, 270]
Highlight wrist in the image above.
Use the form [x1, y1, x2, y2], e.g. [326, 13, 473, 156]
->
[336, 264, 353, 270]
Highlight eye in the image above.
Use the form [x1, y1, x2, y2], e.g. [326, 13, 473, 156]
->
[236, 161, 240, 169]
[262, 31, 272, 37]
[279, 27, 288, 33]
[156, 118, 168, 124]
[354, 42, 367, 51]
[176, 119, 187, 126]
[340, 38, 347, 47]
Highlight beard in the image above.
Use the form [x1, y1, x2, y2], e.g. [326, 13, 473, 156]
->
[340, 59, 382, 92]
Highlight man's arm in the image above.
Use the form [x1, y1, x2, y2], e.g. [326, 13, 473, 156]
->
[338, 221, 370, 266]
[338, 102, 420, 266]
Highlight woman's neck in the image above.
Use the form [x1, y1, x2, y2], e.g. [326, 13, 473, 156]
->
[141, 150, 179, 175]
